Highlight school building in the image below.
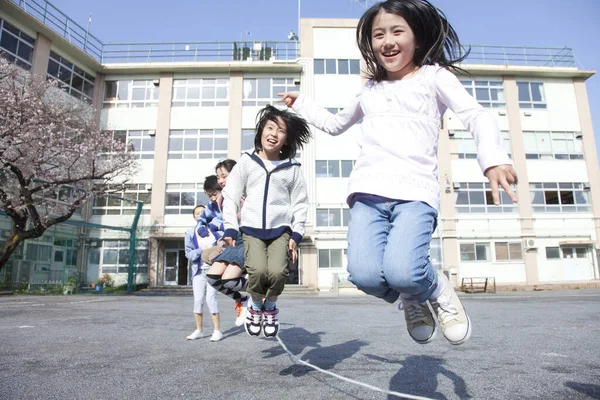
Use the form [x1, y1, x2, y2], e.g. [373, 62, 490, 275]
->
[1, 0, 599, 291]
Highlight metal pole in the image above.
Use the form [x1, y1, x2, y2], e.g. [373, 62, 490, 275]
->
[127, 201, 143, 293]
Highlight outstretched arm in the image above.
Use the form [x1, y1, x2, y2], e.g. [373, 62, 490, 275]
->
[279, 91, 363, 136]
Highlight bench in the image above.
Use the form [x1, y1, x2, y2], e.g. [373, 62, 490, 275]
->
[461, 277, 496, 293]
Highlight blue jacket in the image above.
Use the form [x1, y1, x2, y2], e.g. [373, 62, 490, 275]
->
[184, 225, 216, 277]
[196, 200, 224, 239]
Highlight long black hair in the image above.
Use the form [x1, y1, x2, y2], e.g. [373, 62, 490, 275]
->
[254, 105, 311, 159]
[357, 0, 469, 82]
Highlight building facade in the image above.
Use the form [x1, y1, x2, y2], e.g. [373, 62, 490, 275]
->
[1, 0, 599, 290]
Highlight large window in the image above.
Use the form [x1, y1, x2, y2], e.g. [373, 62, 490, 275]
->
[242, 78, 299, 106]
[92, 184, 152, 216]
[47, 51, 95, 103]
[545, 246, 587, 260]
[530, 182, 591, 213]
[318, 249, 344, 268]
[523, 131, 583, 160]
[0, 19, 34, 69]
[172, 78, 229, 107]
[494, 242, 523, 261]
[460, 79, 505, 108]
[101, 240, 149, 274]
[165, 183, 210, 215]
[112, 130, 156, 159]
[315, 160, 355, 178]
[314, 59, 361, 75]
[168, 129, 228, 159]
[454, 182, 517, 214]
[316, 208, 350, 227]
[451, 130, 511, 159]
[460, 243, 490, 262]
[103, 79, 159, 108]
[517, 81, 546, 109]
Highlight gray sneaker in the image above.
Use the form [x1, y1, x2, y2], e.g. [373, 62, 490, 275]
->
[430, 272, 472, 345]
[399, 298, 436, 344]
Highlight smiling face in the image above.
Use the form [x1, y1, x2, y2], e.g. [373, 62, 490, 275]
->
[216, 167, 229, 189]
[258, 117, 288, 161]
[371, 10, 418, 81]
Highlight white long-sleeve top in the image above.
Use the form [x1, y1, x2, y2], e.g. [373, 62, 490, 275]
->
[292, 64, 511, 212]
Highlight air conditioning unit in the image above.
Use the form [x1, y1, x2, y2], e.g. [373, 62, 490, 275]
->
[575, 132, 583, 139]
[148, 130, 156, 137]
[293, 78, 301, 86]
[583, 183, 591, 190]
[523, 238, 538, 250]
[145, 184, 153, 191]
[453, 182, 461, 190]
[448, 130, 456, 137]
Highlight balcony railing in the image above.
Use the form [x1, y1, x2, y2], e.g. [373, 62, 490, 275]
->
[9, 0, 579, 69]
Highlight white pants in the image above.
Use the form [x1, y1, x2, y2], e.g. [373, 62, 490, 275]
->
[193, 269, 219, 314]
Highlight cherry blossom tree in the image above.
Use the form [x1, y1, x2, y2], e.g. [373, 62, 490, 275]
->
[0, 58, 137, 271]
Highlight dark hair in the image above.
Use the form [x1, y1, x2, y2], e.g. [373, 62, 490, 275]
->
[202, 175, 221, 192]
[254, 105, 311, 159]
[192, 205, 205, 215]
[215, 159, 236, 173]
[357, 0, 469, 82]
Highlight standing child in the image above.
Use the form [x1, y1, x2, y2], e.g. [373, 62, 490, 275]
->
[221, 105, 311, 338]
[184, 203, 222, 342]
[280, 0, 518, 345]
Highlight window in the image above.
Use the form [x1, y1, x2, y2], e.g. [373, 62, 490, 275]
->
[545, 247, 560, 259]
[101, 240, 149, 274]
[315, 160, 355, 178]
[242, 78, 299, 106]
[165, 183, 210, 215]
[314, 59, 361, 75]
[168, 129, 228, 159]
[318, 249, 344, 268]
[460, 80, 505, 108]
[93, 184, 151, 216]
[517, 81, 547, 109]
[530, 182, 591, 213]
[0, 19, 34, 69]
[241, 129, 255, 153]
[52, 238, 79, 266]
[460, 243, 490, 262]
[494, 242, 523, 261]
[47, 51, 95, 103]
[112, 130, 155, 159]
[103, 79, 159, 108]
[316, 208, 350, 227]
[454, 182, 517, 214]
[451, 130, 511, 159]
[561, 247, 588, 259]
[523, 131, 583, 160]
[172, 78, 229, 107]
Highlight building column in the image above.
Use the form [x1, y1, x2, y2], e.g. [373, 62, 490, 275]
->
[91, 72, 105, 122]
[503, 77, 538, 284]
[438, 116, 460, 285]
[30, 33, 51, 77]
[227, 72, 243, 159]
[150, 73, 174, 226]
[573, 79, 600, 253]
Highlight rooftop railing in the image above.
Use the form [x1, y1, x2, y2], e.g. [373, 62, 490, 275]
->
[9, 0, 579, 68]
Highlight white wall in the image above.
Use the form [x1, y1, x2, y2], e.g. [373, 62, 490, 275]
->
[101, 108, 158, 130]
[313, 28, 361, 59]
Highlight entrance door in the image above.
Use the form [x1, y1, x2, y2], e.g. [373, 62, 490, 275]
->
[562, 246, 593, 280]
[164, 250, 179, 285]
[177, 250, 188, 285]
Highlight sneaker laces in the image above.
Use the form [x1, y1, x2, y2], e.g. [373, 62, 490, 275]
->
[431, 295, 459, 324]
[247, 308, 262, 324]
[399, 300, 428, 324]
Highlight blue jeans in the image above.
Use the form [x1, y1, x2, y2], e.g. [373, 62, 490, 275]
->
[347, 198, 438, 304]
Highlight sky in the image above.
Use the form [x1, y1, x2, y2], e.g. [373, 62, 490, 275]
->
[45, 0, 600, 164]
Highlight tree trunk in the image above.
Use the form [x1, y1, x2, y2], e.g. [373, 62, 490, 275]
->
[0, 233, 25, 272]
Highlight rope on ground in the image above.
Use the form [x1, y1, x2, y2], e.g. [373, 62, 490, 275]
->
[276, 335, 435, 400]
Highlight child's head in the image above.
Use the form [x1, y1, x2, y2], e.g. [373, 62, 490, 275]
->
[254, 105, 311, 160]
[215, 159, 236, 189]
[203, 175, 221, 203]
[357, 0, 467, 82]
[192, 205, 205, 220]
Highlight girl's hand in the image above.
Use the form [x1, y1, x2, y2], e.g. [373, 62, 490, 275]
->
[288, 239, 298, 263]
[278, 92, 300, 108]
[484, 164, 518, 205]
[223, 237, 236, 247]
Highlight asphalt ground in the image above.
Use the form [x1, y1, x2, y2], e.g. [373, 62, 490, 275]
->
[1, 289, 599, 399]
